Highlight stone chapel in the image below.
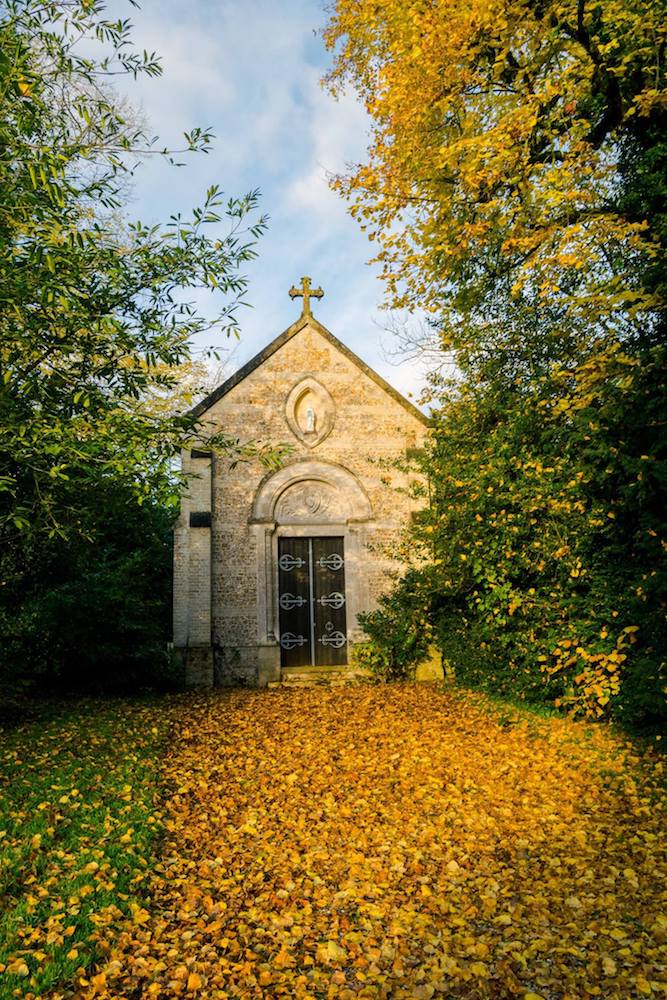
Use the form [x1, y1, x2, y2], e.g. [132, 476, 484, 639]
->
[172, 278, 428, 687]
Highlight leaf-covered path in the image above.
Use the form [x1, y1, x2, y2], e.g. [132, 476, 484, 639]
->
[91, 686, 663, 1000]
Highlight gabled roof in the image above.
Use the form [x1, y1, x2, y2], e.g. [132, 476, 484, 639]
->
[191, 313, 429, 424]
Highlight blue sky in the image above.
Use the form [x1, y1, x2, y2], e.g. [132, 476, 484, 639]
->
[110, 0, 428, 402]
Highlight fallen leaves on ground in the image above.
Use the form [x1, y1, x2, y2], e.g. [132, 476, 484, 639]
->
[0, 701, 169, 998]
[64, 685, 665, 1000]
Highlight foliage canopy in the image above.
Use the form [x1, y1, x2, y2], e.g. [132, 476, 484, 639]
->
[325, 0, 665, 340]
[325, 0, 666, 723]
[0, 0, 267, 545]
[0, 0, 269, 694]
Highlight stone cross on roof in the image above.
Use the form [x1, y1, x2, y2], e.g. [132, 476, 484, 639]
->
[289, 276, 324, 318]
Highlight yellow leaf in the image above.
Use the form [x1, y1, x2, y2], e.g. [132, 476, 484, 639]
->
[601, 955, 617, 976]
[327, 940, 347, 963]
[6, 959, 29, 976]
[129, 902, 150, 924]
[273, 947, 292, 968]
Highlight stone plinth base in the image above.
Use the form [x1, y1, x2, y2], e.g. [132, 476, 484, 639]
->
[257, 646, 281, 688]
[172, 645, 214, 688]
[213, 644, 280, 688]
[415, 646, 445, 683]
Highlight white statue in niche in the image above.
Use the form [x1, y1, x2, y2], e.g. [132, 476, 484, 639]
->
[304, 405, 316, 433]
[285, 379, 335, 447]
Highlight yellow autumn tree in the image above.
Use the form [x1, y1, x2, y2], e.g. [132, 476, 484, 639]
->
[324, 0, 667, 723]
[324, 0, 665, 336]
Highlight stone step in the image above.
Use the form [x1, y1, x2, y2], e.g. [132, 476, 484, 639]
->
[284, 666, 370, 676]
[268, 668, 372, 689]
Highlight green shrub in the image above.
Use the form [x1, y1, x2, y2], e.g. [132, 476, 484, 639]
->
[355, 570, 432, 681]
[0, 478, 177, 704]
[368, 341, 666, 730]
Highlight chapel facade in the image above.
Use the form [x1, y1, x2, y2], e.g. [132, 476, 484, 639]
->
[172, 279, 428, 687]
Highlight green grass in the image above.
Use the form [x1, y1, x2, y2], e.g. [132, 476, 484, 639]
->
[0, 697, 171, 998]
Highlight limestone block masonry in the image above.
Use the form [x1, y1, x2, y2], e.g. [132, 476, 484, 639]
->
[172, 303, 428, 688]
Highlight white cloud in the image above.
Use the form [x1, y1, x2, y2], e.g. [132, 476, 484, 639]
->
[101, 0, 429, 404]
[285, 78, 369, 225]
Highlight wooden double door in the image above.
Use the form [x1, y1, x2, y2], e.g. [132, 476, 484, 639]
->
[278, 537, 347, 668]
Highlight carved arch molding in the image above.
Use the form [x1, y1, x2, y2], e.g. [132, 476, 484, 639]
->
[251, 460, 373, 525]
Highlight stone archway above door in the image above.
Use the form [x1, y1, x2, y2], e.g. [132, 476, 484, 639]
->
[249, 460, 375, 655]
[250, 459, 373, 525]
